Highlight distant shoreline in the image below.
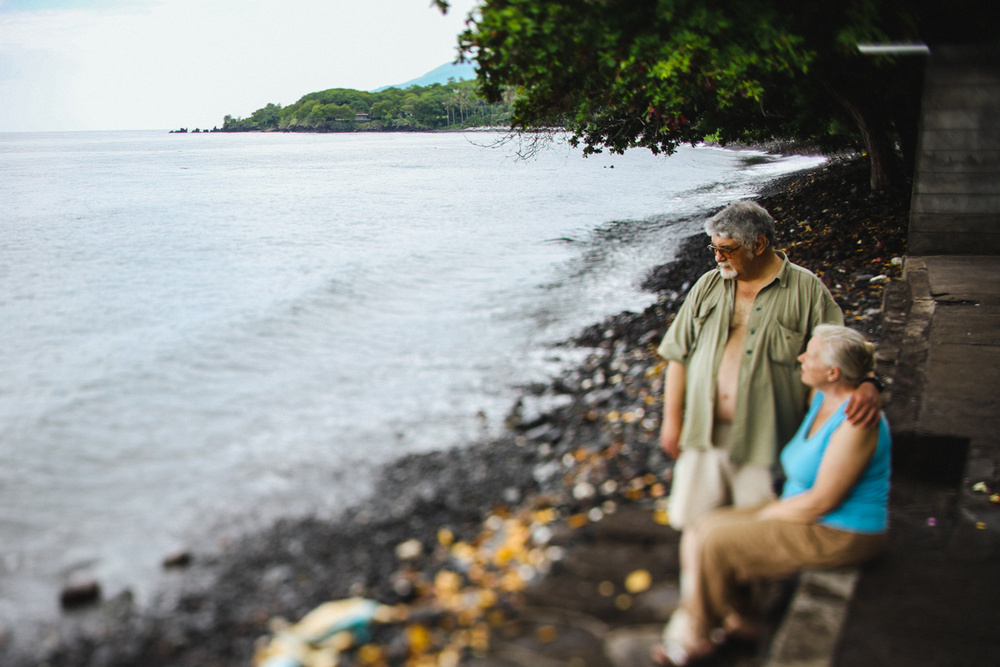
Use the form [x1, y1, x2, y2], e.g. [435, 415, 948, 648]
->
[166, 125, 514, 135]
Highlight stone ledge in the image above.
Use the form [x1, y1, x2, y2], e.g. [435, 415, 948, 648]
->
[764, 568, 859, 667]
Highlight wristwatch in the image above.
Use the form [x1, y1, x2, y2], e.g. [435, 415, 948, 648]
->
[859, 376, 884, 392]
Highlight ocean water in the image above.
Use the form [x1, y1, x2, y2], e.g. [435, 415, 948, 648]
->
[0, 130, 824, 626]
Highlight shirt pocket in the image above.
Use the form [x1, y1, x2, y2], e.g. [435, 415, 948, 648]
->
[768, 319, 805, 365]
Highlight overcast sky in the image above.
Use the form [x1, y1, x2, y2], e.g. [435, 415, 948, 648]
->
[0, 0, 479, 132]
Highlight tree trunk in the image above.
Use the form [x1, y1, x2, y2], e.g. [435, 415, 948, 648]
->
[824, 83, 902, 191]
[861, 125, 898, 192]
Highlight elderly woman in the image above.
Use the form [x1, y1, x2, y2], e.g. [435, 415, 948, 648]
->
[654, 324, 891, 666]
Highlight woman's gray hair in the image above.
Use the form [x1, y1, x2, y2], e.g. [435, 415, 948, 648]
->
[811, 324, 876, 385]
[704, 200, 776, 247]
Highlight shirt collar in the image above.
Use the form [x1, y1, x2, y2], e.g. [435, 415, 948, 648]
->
[774, 251, 791, 288]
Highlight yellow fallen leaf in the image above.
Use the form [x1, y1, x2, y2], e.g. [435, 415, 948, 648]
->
[498, 570, 526, 592]
[356, 644, 383, 665]
[471, 622, 491, 652]
[536, 625, 558, 643]
[625, 569, 652, 594]
[450, 541, 476, 564]
[406, 623, 432, 654]
[476, 587, 498, 609]
[438, 647, 461, 667]
[434, 570, 463, 596]
[533, 508, 558, 525]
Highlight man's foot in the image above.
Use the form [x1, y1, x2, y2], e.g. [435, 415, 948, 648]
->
[650, 637, 716, 666]
[720, 614, 763, 644]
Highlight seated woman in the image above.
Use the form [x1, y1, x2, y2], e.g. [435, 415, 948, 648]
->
[653, 324, 891, 666]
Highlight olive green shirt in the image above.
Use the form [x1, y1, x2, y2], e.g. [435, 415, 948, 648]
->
[657, 254, 843, 467]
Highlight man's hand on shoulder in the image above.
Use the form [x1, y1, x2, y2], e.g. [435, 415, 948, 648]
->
[845, 380, 882, 429]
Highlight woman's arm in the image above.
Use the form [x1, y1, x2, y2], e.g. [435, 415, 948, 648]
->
[758, 420, 879, 524]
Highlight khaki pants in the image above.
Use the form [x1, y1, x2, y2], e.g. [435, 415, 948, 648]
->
[682, 506, 887, 637]
[667, 422, 775, 530]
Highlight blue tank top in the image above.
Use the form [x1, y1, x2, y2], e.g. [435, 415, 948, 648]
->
[780, 393, 891, 533]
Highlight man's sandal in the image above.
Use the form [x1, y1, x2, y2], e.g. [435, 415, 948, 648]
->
[650, 640, 716, 666]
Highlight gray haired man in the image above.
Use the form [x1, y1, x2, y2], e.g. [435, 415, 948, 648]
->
[657, 200, 881, 529]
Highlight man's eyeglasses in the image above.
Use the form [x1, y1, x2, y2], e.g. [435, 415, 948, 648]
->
[707, 241, 746, 259]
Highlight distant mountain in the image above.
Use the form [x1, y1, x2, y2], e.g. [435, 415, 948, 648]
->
[372, 61, 477, 92]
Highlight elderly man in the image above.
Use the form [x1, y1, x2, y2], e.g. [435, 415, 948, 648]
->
[658, 200, 881, 530]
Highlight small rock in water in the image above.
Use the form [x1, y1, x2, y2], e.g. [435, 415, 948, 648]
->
[163, 549, 192, 568]
[60, 579, 101, 609]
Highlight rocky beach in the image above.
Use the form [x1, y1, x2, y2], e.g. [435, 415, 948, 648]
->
[1, 153, 911, 667]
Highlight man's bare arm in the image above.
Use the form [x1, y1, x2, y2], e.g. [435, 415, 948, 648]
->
[660, 360, 686, 460]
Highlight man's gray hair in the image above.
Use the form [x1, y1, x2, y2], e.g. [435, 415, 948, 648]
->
[704, 200, 776, 247]
[811, 324, 876, 385]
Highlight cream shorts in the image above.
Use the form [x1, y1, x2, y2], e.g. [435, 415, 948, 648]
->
[666, 422, 776, 530]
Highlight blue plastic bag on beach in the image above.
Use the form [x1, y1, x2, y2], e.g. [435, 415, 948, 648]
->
[254, 597, 384, 667]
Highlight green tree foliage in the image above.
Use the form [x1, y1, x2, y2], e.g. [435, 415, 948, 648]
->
[250, 102, 282, 130]
[370, 99, 400, 120]
[446, 0, 981, 190]
[221, 80, 511, 134]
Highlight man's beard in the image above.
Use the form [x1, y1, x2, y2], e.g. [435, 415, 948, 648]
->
[718, 263, 737, 279]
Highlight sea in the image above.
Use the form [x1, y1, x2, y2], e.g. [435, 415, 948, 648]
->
[0, 130, 825, 630]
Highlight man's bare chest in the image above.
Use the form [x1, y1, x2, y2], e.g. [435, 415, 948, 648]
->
[729, 287, 758, 335]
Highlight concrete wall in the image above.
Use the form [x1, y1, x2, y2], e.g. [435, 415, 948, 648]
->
[909, 44, 1000, 255]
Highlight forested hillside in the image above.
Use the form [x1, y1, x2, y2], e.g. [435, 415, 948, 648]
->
[222, 78, 511, 132]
